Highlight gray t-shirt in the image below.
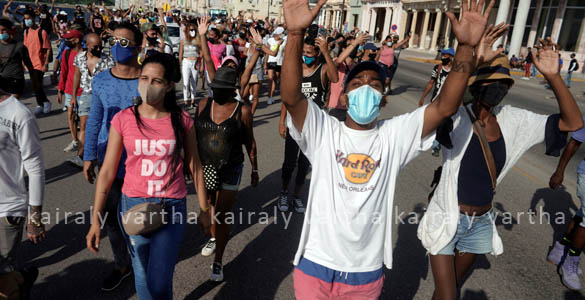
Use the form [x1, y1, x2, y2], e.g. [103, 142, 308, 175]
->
[0, 41, 31, 79]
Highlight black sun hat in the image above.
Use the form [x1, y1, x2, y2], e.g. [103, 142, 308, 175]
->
[209, 67, 239, 90]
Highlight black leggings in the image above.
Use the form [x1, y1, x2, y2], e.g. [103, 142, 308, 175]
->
[282, 132, 311, 187]
[30, 69, 49, 105]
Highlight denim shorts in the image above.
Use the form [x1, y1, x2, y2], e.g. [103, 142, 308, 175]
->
[64, 93, 73, 108]
[77, 92, 92, 117]
[219, 163, 244, 191]
[437, 208, 495, 255]
[575, 173, 585, 227]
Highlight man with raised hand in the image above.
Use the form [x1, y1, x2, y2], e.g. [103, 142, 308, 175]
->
[280, 0, 494, 298]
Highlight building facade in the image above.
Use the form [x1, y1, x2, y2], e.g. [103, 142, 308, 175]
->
[354, 0, 584, 70]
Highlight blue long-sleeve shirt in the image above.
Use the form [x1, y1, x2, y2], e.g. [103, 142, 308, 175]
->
[83, 69, 139, 179]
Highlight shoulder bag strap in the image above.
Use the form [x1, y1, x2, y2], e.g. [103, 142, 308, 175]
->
[464, 105, 497, 193]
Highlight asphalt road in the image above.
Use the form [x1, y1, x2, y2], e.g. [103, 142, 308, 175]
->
[14, 56, 585, 300]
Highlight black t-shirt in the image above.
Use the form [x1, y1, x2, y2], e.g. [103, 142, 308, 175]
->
[74, 11, 85, 20]
[92, 14, 104, 29]
[38, 12, 53, 34]
[0, 41, 31, 79]
[525, 52, 533, 63]
[302, 64, 326, 108]
[430, 64, 450, 100]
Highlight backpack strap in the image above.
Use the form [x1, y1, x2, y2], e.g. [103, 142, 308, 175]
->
[463, 105, 497, 193]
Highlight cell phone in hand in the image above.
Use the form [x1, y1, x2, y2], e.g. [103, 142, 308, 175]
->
[318, 28, 327, 37]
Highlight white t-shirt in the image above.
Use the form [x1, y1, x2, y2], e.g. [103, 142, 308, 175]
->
[277, 36, 287, 66]
[288, 100, 434, 272]
[225, 44, 236, 57]
[0, 96, 45, 217]
[267, 37, 283, 64]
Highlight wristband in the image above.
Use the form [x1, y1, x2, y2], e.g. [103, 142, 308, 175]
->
[200, 206, 209, 213]
[288, 30, 305, 36]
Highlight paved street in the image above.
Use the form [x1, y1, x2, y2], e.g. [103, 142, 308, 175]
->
[14, 54, 585, 300]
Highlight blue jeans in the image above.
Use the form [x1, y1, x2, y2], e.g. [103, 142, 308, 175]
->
[565, 72, 573, 88]
[119, 195, 187, 300]
[531, 63, 537, 78]
[437, 208, 495, 255]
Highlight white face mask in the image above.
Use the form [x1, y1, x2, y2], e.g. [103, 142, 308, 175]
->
[189, 30, 196, 37]
[138, 82, 167, 105]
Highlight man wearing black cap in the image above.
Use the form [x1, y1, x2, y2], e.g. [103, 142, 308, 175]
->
[276, 34, 338, 214]
[281, 0, 496, 297]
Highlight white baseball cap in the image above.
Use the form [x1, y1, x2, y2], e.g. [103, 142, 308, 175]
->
[246, 19, 253, 23]
[273, 27, 284, 35]
[59, 11, 67, 15]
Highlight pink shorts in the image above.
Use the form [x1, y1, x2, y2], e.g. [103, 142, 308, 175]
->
[293, 257, 384, 300]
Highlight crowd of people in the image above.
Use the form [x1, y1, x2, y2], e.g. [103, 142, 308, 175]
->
[2, 0, 585, 298]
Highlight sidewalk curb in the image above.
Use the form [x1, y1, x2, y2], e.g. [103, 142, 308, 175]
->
[404, 56, 585, 83]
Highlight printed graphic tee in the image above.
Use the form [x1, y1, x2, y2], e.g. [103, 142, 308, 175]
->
[288, 100, 434, 272]
[111, 108, 193, 199]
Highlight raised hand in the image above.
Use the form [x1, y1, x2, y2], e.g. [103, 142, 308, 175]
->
[446, 0, 495, 47]
[316, 36, 329, 53]
[533, 37, 560, 78]
[250, 27, 263, 46]
[352, 33, 368, 47]
[475, 22, 510, 65]
[197, 16, 210, 36]
[283, 0, 327, 31]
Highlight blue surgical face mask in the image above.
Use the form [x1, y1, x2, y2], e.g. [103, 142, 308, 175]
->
[0, 33, 9, 41]
[386, 42, 392, 47]
[303, 55, 316, 65]
[111, 43, 136, 64]
[347, 84, 382, 125]
[24, 19, 33, 27]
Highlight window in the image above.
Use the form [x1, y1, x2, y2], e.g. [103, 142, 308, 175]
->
[558, 8, 585, 51]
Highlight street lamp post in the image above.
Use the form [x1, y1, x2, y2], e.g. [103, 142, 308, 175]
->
[267, 0, 271, 21]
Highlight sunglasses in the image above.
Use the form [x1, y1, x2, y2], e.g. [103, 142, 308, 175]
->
[108, 36, 133, 48]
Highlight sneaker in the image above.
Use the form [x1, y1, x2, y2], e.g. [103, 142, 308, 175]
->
[43, 102, 52, 114]
[293, 196, 305, 213]
[68, 155, 84, 168]
[101, 267, 133, 291]
[278, 192, 289, 212]
[549, 241, 567, 265]
[210, 262, 224, 282]
[521, 77, 530, 80]
[560, 254, 583, 290]
[549, 241, 583, 274]
[32, 106, 43, 115]
[63, 140, 79, 152]
[267, 97, 274, 105]
[201, 238, 216, 257]
[432, 148, 440, 157]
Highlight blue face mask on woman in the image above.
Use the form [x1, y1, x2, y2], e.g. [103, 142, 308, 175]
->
[111, 43, 136, 63]
[347, 84, 382, 125]
[0, 33, 9, 41]
[303, 55, 316, 65]
[24, 19, 33, 27]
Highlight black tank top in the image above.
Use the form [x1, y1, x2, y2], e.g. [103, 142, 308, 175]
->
[458, 134, 506, 206]
[195, 100, 245, 170]
[301, 64, 326, 108]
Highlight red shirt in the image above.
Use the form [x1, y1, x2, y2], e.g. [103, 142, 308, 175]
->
[58, 49, 83, 96]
